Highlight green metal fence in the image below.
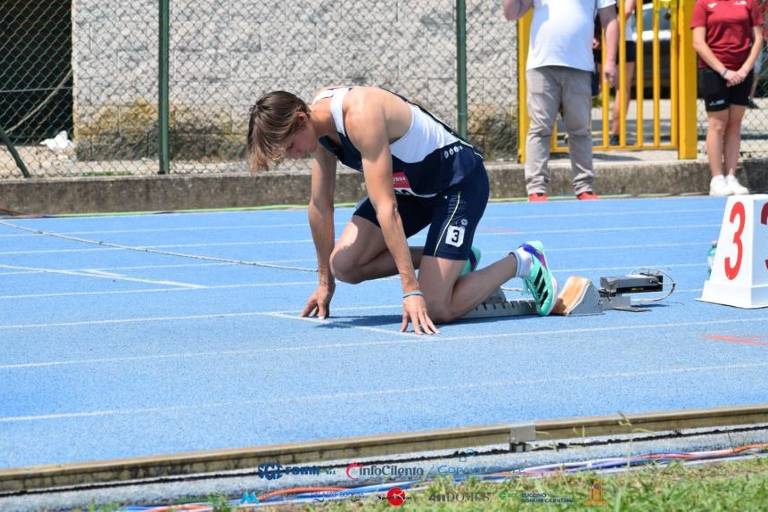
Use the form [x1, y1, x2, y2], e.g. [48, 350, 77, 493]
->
[5, 1, 768, 181]
[0, 0, 519, 179]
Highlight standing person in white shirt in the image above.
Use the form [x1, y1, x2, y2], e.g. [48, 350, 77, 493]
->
[503, 0, 618, 202]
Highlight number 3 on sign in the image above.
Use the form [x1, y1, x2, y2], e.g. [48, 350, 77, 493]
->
[724, 202, 746, 280]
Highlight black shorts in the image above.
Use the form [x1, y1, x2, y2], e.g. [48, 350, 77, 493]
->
[621, 40, 636, 63]
[354, 164, 489, 261]
[700, 68, 754, 112]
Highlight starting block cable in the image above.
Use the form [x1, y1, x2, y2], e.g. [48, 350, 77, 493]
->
[0, 219, 319, 273]
[628, 268, 677, 304]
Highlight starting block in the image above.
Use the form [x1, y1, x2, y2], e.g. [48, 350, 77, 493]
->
[462, 271, 668, 320]
[700, 195, 768, 309]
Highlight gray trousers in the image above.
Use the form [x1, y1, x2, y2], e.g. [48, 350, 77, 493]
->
[525, 66, 595, 195]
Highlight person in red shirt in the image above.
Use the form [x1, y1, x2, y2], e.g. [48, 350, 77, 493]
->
[692, 0, 764, 196]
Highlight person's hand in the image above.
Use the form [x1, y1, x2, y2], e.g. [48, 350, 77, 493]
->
[400, 293, 439, 335]
[592, 37, 600, 50]
[301, 281, 335, 319]
[603, 61, 617, 88]
[725, 69, 744, 87]
[734, 67, 750, 85]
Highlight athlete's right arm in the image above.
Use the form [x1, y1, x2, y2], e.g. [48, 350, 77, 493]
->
[502, 0, 532, 21]
[302, 145, 337, 319]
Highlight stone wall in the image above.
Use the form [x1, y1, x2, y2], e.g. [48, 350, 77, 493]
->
[70, 0, 518, 168]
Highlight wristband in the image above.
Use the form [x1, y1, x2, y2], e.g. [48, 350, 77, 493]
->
[721, 68, 729, 78]
[403, 290, 423, 299]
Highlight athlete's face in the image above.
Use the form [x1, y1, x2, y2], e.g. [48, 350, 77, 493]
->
[284, 116, 317, 159]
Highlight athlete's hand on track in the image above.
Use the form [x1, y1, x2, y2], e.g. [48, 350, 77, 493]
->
[400, 294, 439, 335]
[301, 282, 335, 319]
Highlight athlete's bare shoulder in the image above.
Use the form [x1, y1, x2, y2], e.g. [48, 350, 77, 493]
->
[344, 87, 411, 141]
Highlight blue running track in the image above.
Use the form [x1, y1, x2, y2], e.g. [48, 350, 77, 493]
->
[1, 196, 766, 470]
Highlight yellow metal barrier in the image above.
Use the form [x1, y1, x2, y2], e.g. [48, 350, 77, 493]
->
[516, 0, 697, 162]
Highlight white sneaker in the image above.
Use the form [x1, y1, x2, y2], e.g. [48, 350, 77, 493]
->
[726, 174, 749, 195]
[709, 175, 732, 196]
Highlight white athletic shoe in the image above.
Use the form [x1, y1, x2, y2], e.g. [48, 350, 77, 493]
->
[726, 174, 750, 195]
[709, 175, 732, 197]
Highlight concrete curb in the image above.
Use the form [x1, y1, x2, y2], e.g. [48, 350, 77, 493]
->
[1, 159, 767, 215]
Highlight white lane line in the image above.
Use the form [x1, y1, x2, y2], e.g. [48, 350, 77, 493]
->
[436, 317, 768, 342]
[0, 239, 316, 256]
[265, 311, 417, 338]
[1, 300, 764, 338]
[477, 223, 719, 236]
[0, 304, 399, 330]
[0, 223, 719, 256]
[0, 260, 704, 300]
[0, 223, 318, 238]
[482, 207, 722, 220]
[0, 297, 711, 371]
[0, 261, 309, 278]
[0, 264, 205, 289]
[0, 280, 321, 300]
[80, 269, 205, 289]
[0, 240, 709, 278]
[553, 263, 704, 273]
[2, 361, 766, 423]
[485, 241, 708, 255]
[0, 264, 204, 288]
[0, 207, 723, 239]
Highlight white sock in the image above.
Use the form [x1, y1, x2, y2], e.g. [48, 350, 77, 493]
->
[711, 175, 726, 184]
[512, 247, 533, 278]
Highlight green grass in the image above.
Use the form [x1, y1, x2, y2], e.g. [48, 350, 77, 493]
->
[260, 456, 768, 511]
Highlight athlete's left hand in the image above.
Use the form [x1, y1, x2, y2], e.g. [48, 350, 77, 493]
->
[401, 294, 439, 335]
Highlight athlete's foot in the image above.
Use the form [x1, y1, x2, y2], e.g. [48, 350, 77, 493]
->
[518, 241, 557, 316]
[528, 192, 549, 202]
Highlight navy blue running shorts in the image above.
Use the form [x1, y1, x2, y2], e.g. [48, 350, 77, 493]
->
[354, 162, 489, 261]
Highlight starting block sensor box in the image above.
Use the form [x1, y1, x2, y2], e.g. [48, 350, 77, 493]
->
[600, 271, 663, 296]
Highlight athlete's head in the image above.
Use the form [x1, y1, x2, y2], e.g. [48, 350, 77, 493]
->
[247, 91, 315, 171]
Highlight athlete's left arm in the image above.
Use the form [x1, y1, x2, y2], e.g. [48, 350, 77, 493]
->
[345, 98, 437, 335]
[599, 4, 618, 87]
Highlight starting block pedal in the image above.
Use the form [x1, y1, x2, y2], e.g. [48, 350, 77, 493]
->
[700, 194, 768, 309]
[553, 276, 602, 315]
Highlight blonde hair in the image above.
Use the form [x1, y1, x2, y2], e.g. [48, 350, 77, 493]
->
[246, 91, 309, 171]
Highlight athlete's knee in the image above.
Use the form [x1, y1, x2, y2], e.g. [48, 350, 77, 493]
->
[330, 247, 363, 284]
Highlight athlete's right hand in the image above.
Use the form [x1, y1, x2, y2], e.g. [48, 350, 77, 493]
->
[301, 282, 335, 319]
[400, 294, 439, 335]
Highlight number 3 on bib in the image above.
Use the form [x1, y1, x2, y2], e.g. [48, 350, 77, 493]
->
[700, 195, 768, 308]
[445, 225, 465, 248]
